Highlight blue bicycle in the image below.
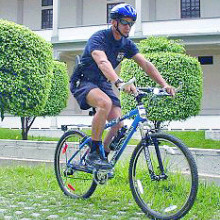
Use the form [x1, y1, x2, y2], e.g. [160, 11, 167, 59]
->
[54, 78, 198, 220]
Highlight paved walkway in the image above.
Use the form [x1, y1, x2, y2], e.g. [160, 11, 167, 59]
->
[0, 187, 146, 220]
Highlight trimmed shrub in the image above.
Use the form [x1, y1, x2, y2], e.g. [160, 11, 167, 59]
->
[120, 37, 203, 122]
[40, 61, 69, 116]
[20, 61, 69, 140]
[137, 36, 186, 54]
[0, 19, 53, 118]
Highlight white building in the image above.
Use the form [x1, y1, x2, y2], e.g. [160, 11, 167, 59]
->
[0, 0, 220, 129]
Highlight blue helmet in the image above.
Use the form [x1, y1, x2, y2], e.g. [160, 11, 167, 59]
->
[110, 3, 137, 21]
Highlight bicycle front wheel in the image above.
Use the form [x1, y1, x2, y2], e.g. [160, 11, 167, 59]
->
[129, 133, 198, 219]
[54, 130, 97, 199]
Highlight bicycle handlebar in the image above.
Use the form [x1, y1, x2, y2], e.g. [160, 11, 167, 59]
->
[118, 77, 183, 98]
[119, 77, 136, 91]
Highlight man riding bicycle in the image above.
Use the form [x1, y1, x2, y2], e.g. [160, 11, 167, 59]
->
[70, 3, 175, 169]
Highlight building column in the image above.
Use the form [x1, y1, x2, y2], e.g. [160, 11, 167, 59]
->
[134, 0, 142, 36]
[76, 0, 83, 26]
[17, 0, 24, 25]
[52, 0, 60, 42]
[149, 0, 156, 21]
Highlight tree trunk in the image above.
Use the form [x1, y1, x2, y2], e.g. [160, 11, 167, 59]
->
[0, 97, 5, 121]
[21, 117, 36, 140]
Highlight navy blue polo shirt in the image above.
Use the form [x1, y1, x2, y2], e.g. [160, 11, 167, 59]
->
[79, 27, 139, 82]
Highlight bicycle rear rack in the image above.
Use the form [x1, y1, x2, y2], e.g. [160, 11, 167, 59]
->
[61, 124, 91, 132]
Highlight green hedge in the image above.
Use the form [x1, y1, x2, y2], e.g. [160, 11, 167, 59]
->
[0, 19, 53, 118]
[120, 37, 203, 122]
[40, 61, 69, 116]
[138, 36, 186, 54]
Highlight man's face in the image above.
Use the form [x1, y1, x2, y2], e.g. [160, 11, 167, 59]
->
[113, 17, 135, 37]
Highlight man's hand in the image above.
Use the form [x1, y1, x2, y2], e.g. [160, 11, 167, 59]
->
[124, 83, 137, 94]
[115, 78, 137, 94]
[163, 85, 176, 96]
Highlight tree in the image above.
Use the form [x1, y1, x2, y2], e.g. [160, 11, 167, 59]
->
[40, 61, 69, 117]
[21, 61, 69, 140]
[0, 19, 53, 120]
[120, 37, 203, 127]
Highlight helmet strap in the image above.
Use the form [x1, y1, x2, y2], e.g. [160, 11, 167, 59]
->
[115, 20, 129, 38]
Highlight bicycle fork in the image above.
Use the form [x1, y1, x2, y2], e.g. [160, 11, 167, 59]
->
[143, 137, 168, 181]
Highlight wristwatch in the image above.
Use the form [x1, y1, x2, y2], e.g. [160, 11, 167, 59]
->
[115, 78, 124, 88]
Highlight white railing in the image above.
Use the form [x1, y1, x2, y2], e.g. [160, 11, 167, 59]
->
[141, 17, 220, 37]
[59, 24, 110, 41]
[33, 18, 220, 43]
[34, 29, 53, 42]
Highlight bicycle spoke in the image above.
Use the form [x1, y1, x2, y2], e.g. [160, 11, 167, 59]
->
[54, 130, 97, 199]
[129, 133, 198, 219]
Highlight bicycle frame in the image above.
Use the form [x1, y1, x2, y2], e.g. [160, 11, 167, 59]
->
[67, 106, 147, 169]
[105, 108, 146, 166]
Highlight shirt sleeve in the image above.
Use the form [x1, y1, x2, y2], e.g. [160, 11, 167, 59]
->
[125, 40, 139, 59]
[87, 32, 106, 53]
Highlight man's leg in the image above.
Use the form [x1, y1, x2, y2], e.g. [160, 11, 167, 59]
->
[103, 106, 123, 154]
[86, 88, 113, 141]
[103, 106, 122, 178]
[85, 88, 113, 169]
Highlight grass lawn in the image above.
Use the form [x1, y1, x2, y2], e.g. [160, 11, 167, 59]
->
[0, 164, 219, 220]
[0, 128, 220, 149]
[167, 130, 220, 150]
[0, 128, 60, 142]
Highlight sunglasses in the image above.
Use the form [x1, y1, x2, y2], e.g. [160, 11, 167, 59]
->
[119, 19, 135, 27]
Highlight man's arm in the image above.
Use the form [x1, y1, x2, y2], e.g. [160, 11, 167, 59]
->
[132, 53, 175, 95]
[91, 50, 119, 83]
[92, 50, 136, 93]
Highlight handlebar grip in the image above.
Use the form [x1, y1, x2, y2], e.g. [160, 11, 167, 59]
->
[119, 77, 136, 91]
[154, 88, 171, 96]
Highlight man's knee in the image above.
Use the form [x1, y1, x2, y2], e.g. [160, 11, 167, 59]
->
[86, 88, 112, 112]
[98, 98, 112, 112]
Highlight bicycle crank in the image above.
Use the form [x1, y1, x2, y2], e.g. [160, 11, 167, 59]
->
[93, 169, 109, 185]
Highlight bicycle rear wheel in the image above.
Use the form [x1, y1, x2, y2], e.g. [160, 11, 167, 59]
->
[54, 130, 97, 198]
[129, 133, 198, 219]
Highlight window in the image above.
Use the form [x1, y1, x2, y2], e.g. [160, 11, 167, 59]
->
[42, 9, 53, 29]
[42, 0, 53, 6]
[41, 0, 53, 29]
[107, 2, 124, 23]
[181, 0, 200, 18]
[198, 56, 213, 65]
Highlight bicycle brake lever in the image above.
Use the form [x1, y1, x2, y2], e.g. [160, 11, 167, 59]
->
[175, 82, 183, 93]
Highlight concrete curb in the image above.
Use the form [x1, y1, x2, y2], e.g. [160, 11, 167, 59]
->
[0, 139, 57, 161]
[0, 139, 220, 185]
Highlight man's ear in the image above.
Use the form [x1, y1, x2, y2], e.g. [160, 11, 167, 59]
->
[111, 19, 117, 28]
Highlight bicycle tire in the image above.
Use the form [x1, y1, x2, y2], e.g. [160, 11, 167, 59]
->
[129, 133, 198, 219]
[54, 130, 97, 199]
